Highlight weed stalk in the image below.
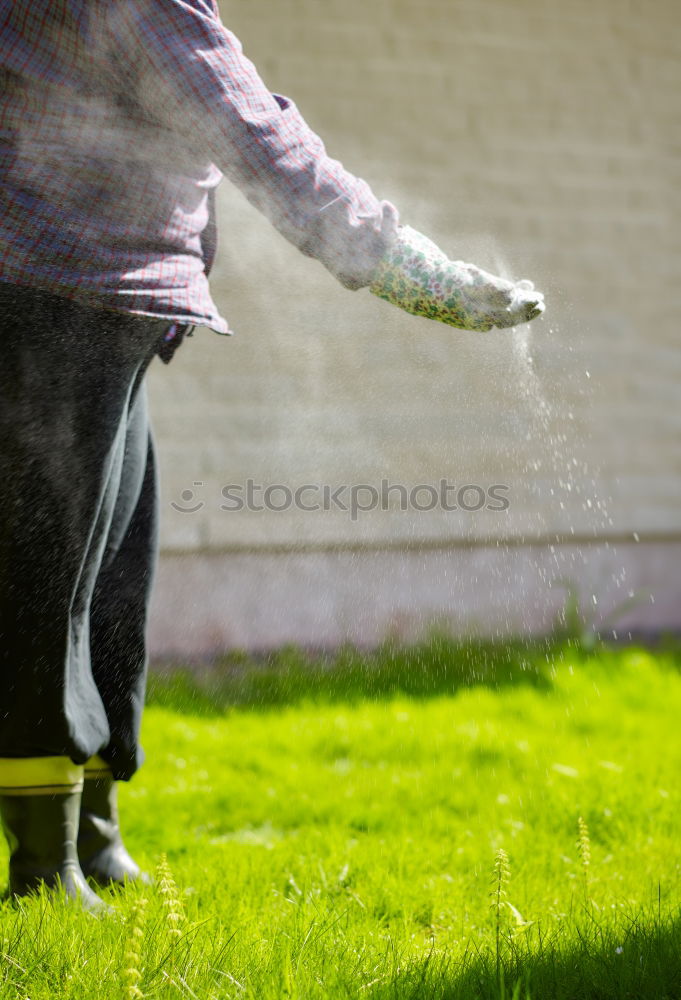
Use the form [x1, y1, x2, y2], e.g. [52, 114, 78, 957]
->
[577, 816, 591, 910]
[123, 895, 148, 1000]
[156, 853, 186, 940]
[491, 848, 511, 982]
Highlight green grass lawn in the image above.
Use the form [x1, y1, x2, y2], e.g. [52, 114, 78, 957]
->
[1, 639, 681, 999]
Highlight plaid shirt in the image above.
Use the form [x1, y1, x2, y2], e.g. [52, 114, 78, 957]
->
[0, 0, 398, 333]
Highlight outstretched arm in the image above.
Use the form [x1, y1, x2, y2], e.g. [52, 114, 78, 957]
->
[108, 0, 544, 329]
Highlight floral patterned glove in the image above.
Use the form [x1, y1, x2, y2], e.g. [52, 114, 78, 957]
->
[370, 225, 545, 331]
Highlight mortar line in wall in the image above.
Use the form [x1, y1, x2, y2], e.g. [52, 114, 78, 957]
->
[159, 531, 681, 559]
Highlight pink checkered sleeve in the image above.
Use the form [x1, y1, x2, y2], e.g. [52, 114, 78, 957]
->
[107, 0, 399, 290]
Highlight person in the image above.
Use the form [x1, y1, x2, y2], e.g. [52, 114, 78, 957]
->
[0, 0, 544, 909]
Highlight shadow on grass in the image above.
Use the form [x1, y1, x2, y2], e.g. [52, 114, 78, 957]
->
[367, 905, 681, 1000]
[146, 634, 569, 716]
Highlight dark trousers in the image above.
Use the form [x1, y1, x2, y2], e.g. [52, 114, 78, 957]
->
[0, 285, 170, 781]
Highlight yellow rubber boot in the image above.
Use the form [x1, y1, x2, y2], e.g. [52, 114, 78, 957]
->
[0, 757, 106, 911]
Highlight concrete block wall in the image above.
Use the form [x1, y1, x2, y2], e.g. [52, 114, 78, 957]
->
[147, 0, 681, 654]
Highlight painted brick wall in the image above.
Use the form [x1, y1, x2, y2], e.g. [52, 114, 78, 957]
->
[146, 0, 680, 648]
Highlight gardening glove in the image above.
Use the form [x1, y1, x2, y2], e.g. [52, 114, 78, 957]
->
[370, 225, 545, 332]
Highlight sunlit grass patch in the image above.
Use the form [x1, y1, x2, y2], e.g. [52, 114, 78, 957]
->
[1, 639, 680, 998]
